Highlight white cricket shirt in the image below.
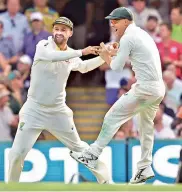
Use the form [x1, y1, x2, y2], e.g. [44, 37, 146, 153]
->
[27, 36, 104, 107]
[110, 23, 163, 83]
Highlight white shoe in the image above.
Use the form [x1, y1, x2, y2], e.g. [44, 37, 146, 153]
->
[70, 149, 98, 169]
[130, 166, 155, 184]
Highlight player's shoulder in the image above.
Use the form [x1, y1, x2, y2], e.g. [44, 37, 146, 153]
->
[119, 33, 132, 44]
[37, 38, 50, 47]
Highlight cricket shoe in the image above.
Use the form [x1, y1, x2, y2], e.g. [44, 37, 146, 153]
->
[130, 166, 155, 184]
[70, 149, 98, 169]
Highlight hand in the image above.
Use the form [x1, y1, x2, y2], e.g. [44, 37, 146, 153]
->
[108, 42, 119, 49]
[82, 46, 100, 55]
[99, 42, 112, 64]
[107, 42, 119, 57]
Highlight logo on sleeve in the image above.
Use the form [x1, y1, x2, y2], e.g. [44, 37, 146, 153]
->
[44, 42, 49, 47]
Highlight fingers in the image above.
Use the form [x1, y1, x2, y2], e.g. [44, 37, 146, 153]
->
[92, 46, 101, 49]
[100, 42, 106, 49]
[84, 43, 117, 56]
[109, 49, 118, 56]
[90, 46, 102, 55]
[90, 48, 99, 55]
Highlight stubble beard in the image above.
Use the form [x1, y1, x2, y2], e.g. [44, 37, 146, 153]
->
[53, 34, 66, 47]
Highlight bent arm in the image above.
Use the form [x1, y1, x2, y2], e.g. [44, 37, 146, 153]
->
[72, 56, 105, 73]
[34, 41, 82, 62]
[110, 35, 132, 71]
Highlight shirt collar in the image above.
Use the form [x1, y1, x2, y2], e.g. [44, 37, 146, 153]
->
[124, 23, 136, 34]
[48, 36, 70, 51]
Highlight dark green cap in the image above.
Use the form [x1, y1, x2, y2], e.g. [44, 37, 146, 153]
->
[53, 17, 73, 30]
[105, 7, 133, 21]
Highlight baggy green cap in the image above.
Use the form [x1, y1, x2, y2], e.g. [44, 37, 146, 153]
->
[105, 7, 133, 21]
[53, 17, 73, 30]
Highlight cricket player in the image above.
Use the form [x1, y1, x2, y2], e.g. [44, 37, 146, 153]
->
[8, 17, 110, 184]
[70, 7, 166, 184]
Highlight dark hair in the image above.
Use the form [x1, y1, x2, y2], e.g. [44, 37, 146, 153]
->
[160, 22, 172, 32]
[171, 5, 182, 15]
[147, 15, 158, 22]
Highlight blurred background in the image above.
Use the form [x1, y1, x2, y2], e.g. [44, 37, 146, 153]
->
[0, 0, 182, 185]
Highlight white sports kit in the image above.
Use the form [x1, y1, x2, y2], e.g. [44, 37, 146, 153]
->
[8, 36, 110, 183]
[71, 23, 166, 183]
[91, 24, 166, 165]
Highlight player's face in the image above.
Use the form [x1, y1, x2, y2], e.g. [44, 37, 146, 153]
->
[110, 19, 128, 38]
[52, 24, 73, 45]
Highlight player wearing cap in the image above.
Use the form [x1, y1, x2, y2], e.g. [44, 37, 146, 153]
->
[70, 7, 166, 184]
[8, 17, 110, 183]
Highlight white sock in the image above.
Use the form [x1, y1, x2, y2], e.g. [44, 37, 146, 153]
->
[90, 142, 103, 157]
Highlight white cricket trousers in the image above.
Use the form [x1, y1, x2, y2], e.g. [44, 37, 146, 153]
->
[8, 101, 110, 183]
[91, 81, 165, 170]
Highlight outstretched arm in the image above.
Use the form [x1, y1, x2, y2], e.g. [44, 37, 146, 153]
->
[34, 40, 100, 62]
[72, 56, 105, 73]
[34, 40, 82, 62]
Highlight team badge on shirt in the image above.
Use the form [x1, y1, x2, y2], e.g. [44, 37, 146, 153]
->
[19, 122, 25, 131]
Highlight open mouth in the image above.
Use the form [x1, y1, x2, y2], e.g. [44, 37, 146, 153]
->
[56, 35, 64, 40]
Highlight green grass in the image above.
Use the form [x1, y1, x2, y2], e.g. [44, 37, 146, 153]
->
[0, 183, 182, 191]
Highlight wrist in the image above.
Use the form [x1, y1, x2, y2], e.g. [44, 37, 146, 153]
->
[76, 50, 83, 57]
[106, 57, 112, 65]
[81, 49, 85, 56]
